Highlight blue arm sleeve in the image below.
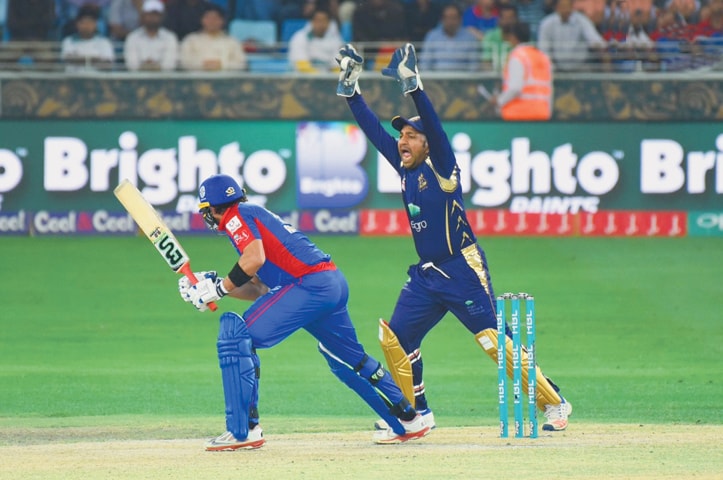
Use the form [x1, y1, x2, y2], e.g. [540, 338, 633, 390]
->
[410, 90, 456, 178]
[346, 93, 402, 175]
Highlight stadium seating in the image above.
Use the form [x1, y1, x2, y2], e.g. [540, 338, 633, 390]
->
[280, 18, 307, 43]
[0, 0, 7, 41]
[229, 19, 277, 46]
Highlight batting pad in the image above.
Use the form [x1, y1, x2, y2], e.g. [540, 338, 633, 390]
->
[318, 343, 406, 436]
[379, 319, 416, 408]
[475, 328, 562, 410]
[217, 312, 257, 441]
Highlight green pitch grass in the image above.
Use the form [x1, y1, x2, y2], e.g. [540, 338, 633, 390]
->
[0, 236, 721, 430]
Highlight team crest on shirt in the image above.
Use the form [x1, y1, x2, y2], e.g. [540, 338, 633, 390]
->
[233, 231, 249, 243]
[226, 216, 243, 233]
[418, 173, 427, 191]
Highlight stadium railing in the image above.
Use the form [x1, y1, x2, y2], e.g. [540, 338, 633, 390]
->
[0, 40, 721, 74]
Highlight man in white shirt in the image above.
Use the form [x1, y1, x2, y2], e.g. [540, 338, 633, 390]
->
[537, 0, 606, 71]
[124, 0, 179, 71]
[61, 5, 115, 72]
[288, 8, 344, 72]
[180, 4, 247, 71]
[420, 3, 480, 71]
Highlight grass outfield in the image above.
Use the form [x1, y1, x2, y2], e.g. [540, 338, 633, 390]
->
[0, 236, 721, 478]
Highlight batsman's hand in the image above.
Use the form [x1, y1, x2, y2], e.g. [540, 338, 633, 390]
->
[183, 273, 229, 312]
[381, 43, 423, 96]
[335, 44, 364, 97]
[178, 271, 217, 304]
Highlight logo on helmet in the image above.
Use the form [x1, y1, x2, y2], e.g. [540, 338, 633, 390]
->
[225, 186, 236, 197]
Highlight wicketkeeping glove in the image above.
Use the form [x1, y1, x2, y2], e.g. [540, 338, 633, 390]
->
[381, 43, 423, 96]
[335, 43, 364, 97]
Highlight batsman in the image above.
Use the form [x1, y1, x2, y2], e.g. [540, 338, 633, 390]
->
[335, 43, 573, 431]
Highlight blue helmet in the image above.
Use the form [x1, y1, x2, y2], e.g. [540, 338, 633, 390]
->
[198, 174, 246, 208]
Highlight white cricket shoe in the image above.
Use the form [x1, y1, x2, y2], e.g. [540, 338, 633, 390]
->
[205, 425, 265, 451]
[373, 413, 430, 444]
[374, 408, 436, 431]
[542, 398, 573, 431]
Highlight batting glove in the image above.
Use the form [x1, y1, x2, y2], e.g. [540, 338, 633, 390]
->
[186, 273, 229, 312]
[381, 43, 423, 96]
[335, 44, 364, 97]
[178, 271, 217, 303]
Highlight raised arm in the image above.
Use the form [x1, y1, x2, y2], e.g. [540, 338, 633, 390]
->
[335, 44, 402, 173]
[383, 43, 456, 178]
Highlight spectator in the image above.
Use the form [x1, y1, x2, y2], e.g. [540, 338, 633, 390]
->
[649, 7, 693, 69]
[124, 0, 179, 71]
[164, 0, 211, 40]
[516, 0, 553, 39]
[419, 4, 480, 71]
[6, 0, 56, 41]
[339, 0, 359, 24]
[463, 0, 499, 41]
[108, 0, 144, 41]
[597, 0, 630, 44]
[537, 0, 607, 71]
[489, 22, 553, 120]
[695, 0, 723, 37]
[352, 0, 407, 42]
[481, 4, 518, 69]
[666, 0, 702, 24]
[404, 0, 443, 43]
[61, 4, 115, 71]
[288, 8, 344, 72]
[58, 0, 112, 37]
[179, 4, 247, 70]
[690, 0, 723, 68]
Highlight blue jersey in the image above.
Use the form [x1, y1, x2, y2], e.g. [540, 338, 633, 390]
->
[218, 202, 333, 288]
[347, 90, 478, 263]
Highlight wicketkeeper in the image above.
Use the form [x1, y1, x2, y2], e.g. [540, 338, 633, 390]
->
[335, 42, 573, 431]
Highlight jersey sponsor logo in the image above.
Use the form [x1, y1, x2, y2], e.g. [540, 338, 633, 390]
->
[226, 216, 243, 233]
[407, 203, 421, 217]
[410, 219, 428, 232]
[233, 231, 250, 244]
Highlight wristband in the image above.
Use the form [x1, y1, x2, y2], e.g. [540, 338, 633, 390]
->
[228, 263, 253, 288]
[215, 278, 229, 298]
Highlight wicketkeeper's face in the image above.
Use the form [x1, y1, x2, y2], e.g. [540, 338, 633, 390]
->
[397, 126, 429, 170]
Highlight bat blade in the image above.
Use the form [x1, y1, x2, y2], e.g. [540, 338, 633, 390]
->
[113, 179, 217, 311]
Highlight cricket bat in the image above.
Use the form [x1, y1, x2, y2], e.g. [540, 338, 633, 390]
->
[113, 179, 217, 311]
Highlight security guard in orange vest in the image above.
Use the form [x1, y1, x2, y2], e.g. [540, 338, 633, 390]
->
[490, 22, 553, 121]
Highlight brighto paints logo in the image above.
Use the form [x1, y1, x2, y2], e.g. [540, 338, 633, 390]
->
[39, 131, 287, 210]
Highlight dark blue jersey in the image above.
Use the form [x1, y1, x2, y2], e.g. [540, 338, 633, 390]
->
[347, 90, 478, 263]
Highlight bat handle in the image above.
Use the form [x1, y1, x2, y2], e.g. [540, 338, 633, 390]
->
[179, 262, 218, 312]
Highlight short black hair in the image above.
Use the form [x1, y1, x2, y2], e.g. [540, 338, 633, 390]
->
[498, 4, 518, 16]
[76, 5, 100, 21]
[506, 22, 531, 43]
[441, 3, 463, 18]
[203, 3, 226, 18]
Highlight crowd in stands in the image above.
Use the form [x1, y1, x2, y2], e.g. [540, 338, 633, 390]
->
[0, 0, 722, 72]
